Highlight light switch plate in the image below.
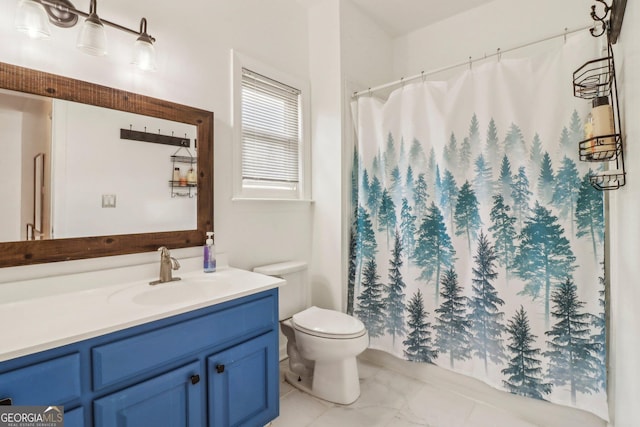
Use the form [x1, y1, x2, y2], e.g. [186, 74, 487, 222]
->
[102, 194, 116, 208]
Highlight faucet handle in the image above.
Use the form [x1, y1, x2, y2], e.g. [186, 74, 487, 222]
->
[171, 257, 180, 270]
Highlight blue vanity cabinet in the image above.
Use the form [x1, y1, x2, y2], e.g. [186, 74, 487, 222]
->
[0, 288, 279, 427]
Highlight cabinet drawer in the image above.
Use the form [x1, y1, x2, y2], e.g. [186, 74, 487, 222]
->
[0, 353, 81, 405]
[92, 295, 276, 390]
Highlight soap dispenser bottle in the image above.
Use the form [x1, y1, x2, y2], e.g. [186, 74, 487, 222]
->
[204, 231, 216, 273]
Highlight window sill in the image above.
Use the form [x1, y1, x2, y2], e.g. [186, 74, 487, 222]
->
[231, 197, 314, 204]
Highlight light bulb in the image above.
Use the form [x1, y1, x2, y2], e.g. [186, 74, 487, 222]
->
[76, 0, 107, 56]
[14, 0, 51, 39]
[132, 18, 156, 71]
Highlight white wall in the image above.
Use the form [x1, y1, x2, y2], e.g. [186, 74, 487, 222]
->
[51, 100, 197, 238]
[394, 0, 591, 79]
[307, 0, 343, 310]
[609, 1, 640, 425]
[0, 0, 312, 279]
[304, 0, 395, 312]
[338, 0, 395, 312]
[0, 110, 22, 242]
[340, 0, 395, 92]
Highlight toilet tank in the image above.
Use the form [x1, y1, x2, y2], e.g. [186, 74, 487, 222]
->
[253, 261, 308, 320]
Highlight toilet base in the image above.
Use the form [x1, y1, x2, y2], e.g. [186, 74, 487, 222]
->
[282, 358, 361, 405]
[283, 369, 314, 396]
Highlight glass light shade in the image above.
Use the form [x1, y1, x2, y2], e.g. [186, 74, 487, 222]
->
[14, 0, 51, 39]
[132, 38, 157, 72]
[76, 15, 107, 56]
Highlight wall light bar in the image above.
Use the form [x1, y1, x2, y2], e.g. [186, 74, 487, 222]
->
[14, 0, 157, 71]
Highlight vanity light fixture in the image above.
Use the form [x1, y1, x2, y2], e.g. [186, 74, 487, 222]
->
[13, 0, 157, 70]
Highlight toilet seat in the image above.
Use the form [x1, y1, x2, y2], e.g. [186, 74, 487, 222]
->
[292, 306, 366, 339]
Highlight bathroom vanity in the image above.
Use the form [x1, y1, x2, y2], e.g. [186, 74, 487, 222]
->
[0, 261, 283, 427]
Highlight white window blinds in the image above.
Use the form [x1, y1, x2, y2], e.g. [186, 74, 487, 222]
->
[241, 67, 301, 190]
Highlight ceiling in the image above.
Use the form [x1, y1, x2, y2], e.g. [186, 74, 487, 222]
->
[350, 0, 495, 37]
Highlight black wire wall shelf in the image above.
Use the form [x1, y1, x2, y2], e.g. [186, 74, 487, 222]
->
[170, 147, 197, 198]
[577, 133, 621, 162]
[589, 170, 625, 191]
[170, 155, 197, 164]
[572, 43, 626, 191]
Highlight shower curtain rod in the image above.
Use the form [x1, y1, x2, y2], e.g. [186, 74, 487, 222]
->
[352, 23, 594, 98]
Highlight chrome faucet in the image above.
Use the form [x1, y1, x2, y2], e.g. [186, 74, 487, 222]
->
[149, 246, 181, 285]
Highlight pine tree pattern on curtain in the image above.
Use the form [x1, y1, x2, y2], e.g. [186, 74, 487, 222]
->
[349, 34, 607, 419]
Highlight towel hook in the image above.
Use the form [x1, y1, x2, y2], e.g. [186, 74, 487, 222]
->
[589, 0, 609, 38]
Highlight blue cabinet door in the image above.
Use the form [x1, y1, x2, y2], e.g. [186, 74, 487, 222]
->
[64, 407, 84, 427]
[94, 362, 204, 427]
[208, 332, 279, 427]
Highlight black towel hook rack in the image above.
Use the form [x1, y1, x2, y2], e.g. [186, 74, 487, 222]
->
[589, 0, 627, 43]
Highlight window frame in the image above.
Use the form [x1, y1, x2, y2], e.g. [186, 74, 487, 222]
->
[231, 51, 311, 201]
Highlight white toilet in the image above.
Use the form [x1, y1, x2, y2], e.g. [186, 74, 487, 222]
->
[253, 261, 369, 405]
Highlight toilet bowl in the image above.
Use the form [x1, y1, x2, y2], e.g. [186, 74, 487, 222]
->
[252, 261, 369, 405]
[281, 306, 369, 405]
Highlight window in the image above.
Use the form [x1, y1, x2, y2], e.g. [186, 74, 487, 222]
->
[232, 52, 309, 200]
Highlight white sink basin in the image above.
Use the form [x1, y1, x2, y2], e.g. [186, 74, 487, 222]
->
[133, 282, 205, 306]
[109, 277, 232, 307]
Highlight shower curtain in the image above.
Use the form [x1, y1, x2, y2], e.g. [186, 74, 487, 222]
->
[349, 34, 607, 419]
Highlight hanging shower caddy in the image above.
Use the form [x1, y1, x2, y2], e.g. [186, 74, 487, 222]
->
[170, 146, 197, 198]
[572, 43, 625, 190]
[571, 0, 627, 190]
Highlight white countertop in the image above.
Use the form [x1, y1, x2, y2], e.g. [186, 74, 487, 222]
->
[0, 257, 284, 363]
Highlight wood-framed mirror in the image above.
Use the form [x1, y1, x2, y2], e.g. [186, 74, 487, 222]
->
[0, 62, 213, 268]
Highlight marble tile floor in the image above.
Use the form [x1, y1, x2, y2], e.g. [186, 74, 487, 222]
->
[272, 350, 606, 427]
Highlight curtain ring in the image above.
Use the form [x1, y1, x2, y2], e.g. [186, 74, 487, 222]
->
[400, 77, 405, 88]
[469, 56, 472, 70]
[497, 48, 501, 62]
[564, 27, 568, 44]
[368, 87, 372, 97]
[421, 71, 425, 83]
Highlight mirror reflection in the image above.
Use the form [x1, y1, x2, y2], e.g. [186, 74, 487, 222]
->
[0, 88, 197, 243]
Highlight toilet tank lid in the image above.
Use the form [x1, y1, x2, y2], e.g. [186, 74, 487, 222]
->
[253, 261, 307, 276]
